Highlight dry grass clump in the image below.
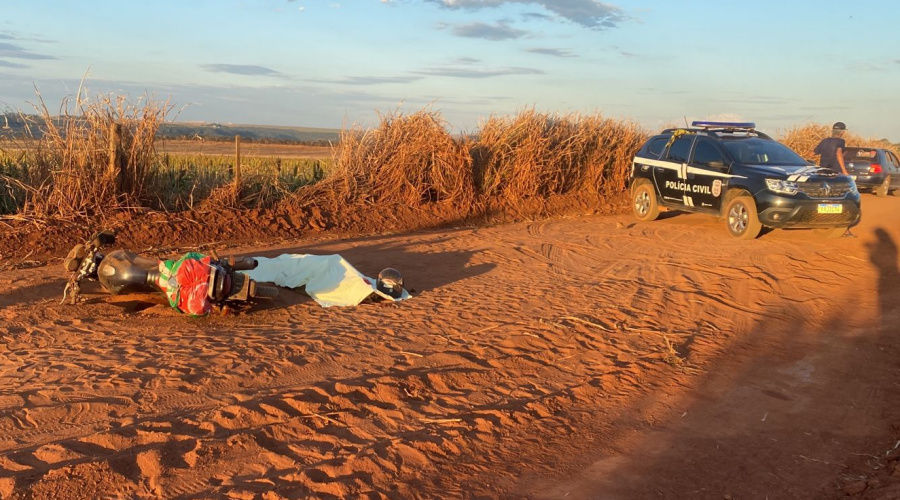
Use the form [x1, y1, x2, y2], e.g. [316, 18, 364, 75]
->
[782, 123, 899, 160]
[295, 108, 646, 216]
[4, 91, 170, 218]
[3, 93, 649, 228]
[580, 115, 647, 198]
[327, 109, 473, 208]
[200, 168, 321, 212]
[1, 93, 329, 216]
[469, 109, 646, 205]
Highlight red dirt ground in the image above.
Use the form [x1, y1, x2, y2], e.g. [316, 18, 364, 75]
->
[1, 194, 899, 499]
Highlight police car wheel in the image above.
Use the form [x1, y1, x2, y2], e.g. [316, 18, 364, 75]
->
[724, 195, 762, 239]
[632, 180, 660, 221]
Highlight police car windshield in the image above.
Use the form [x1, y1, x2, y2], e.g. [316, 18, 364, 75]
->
[721, 138, 808, 166]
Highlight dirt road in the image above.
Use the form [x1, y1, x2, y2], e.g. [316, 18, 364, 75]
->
[1, 195, 898, 499]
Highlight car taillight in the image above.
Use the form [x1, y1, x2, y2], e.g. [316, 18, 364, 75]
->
[869, 163, 882, 173]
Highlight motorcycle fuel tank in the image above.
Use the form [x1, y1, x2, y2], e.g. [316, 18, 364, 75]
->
[97, 250, 162, 295]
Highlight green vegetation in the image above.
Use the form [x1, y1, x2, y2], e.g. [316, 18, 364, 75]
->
[0, 149, 333, 215]
[147, 155, 330, 211]
[0, 155, 27, 215]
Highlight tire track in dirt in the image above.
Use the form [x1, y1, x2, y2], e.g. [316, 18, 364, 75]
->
[517, 219, 773, 332]
[1, 207, 895, 498]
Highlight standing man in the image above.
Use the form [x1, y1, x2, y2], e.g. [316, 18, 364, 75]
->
[814, 121, 856, 237]
[814, 121, 848, 174]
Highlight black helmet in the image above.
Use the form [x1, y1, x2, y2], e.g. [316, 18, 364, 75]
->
[832, 121, 846, 131]
[376, 268, 404, 299]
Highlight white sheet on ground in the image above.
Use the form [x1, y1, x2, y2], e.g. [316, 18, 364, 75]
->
[245, 253, 410, 307]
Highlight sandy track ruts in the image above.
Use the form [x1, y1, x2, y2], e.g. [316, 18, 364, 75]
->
[0, 197, 897, 499]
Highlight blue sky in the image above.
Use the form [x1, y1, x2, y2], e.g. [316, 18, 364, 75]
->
[1, 0, 898, 140]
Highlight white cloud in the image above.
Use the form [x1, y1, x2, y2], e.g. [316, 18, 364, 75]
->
[427, 0, 627, 30]
[439, 21, 529, 40]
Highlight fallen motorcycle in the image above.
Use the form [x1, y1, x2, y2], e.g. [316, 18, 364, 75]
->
[62, 230, 277, 315]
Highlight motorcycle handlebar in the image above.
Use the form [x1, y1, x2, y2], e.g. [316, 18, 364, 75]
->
[230, 257, 258, 271]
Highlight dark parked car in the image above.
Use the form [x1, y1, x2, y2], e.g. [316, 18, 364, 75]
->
[630, 121, 861, 239]
[842, 147, 900, 197]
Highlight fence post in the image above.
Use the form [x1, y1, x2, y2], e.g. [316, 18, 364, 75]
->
[234, 135, 242, 189]
[108, 122, 123, 192]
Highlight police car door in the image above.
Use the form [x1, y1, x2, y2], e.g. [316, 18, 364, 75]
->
[654, 134, 694, 205]
[685, 137, 729, 211]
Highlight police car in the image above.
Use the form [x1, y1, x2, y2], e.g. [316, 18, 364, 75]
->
[630, 121, 861, 239]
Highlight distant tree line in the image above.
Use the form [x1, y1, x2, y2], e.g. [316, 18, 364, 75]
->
[0, 113, 340, 146]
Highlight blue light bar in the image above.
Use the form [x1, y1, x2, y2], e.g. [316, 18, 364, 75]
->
[691, 121, 756, 129]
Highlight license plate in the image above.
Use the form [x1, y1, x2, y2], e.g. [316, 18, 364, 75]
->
[818, 204, 843, 214]
[850, 175, 857, 180]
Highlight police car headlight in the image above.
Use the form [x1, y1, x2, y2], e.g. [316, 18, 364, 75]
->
[765, 178, 799, 195]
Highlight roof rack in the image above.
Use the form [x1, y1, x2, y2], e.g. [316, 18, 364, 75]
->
[691, 120, 756, 130]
